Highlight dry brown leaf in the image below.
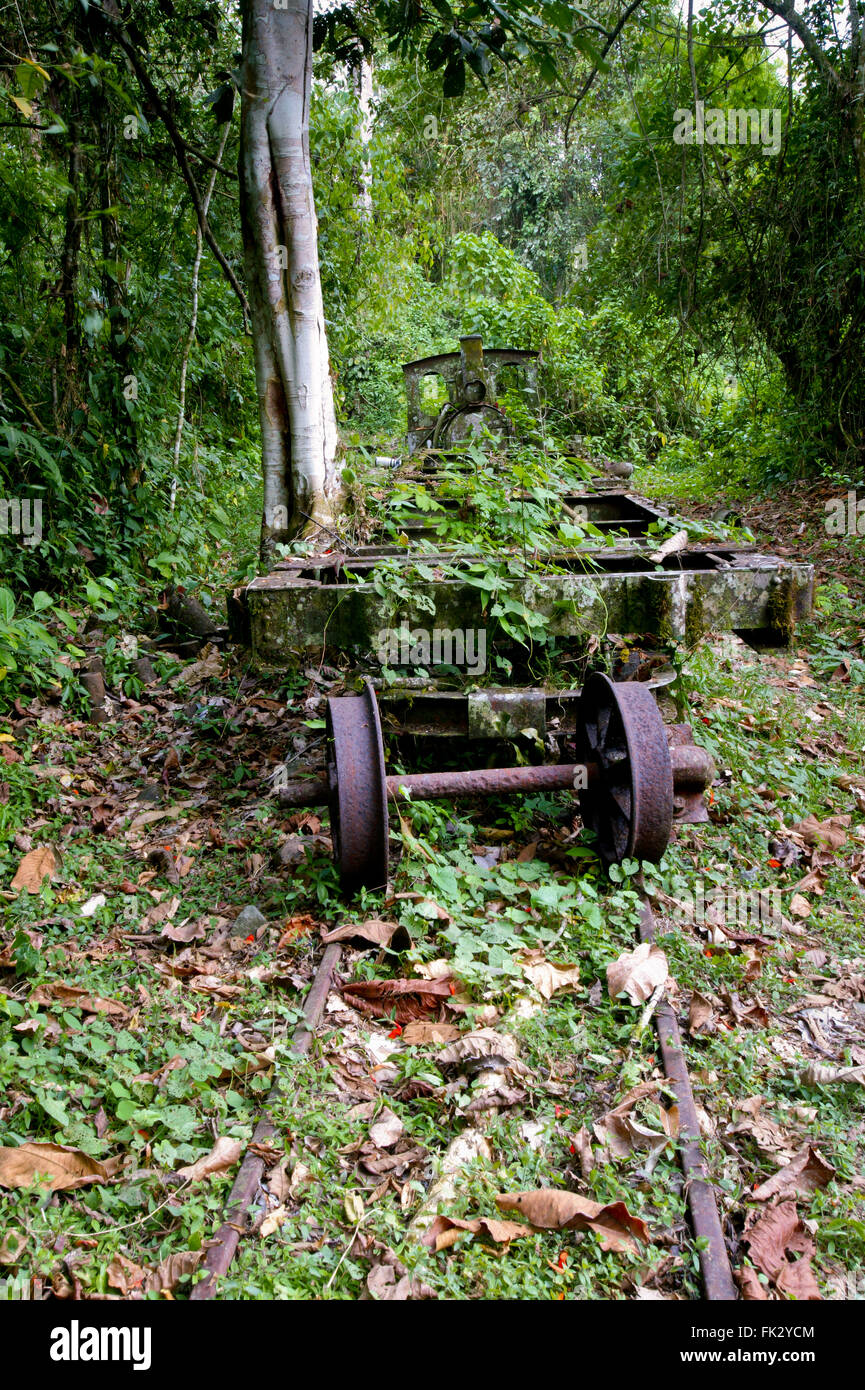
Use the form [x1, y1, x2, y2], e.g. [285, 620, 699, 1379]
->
[752, 1145, 836, 1203]
[169, 643, 223, 689]
[791, 814, 850, 851]
[607, 942, 668, 1005]
[369, 1107, 404, 1149]
[260, 1205, 290, 1239]
[175, 1136, 243, 1182]
[106, 1252, 148, 1295]
[11, 845, 61, 894]
[742, 1202, 821, 1300]
[789, 893, 812, 919]
[29, 982, 128, 1018]
[144, 895, 181, 928]
[723, 992, 770, 1030]
[650, 529, 689, 563]
[188, 975, 245, 999]
[800, 1061, 865, 1087]
[412, 958, 456, 980]
[0, 1142, 123, 1192]
[267, 1161, 292, 1204]
[340, 975, 455, 1024]
[573, 1125, 594, 1178]
[161, 916, 208, 944]
[321, 918, 411, 950]
[401, 1021, 461, 1045]
[438, 1028, 520, 1067]
[728, 1097, 795, 1158]
[132, 1055, 187, 1085]
[421, 1214, 532, 1252]
[737, 1266, 769, 1300]
[496, 1188, 650, 1254]
[145, 1249, 203, 1293]
[519, 950, 582, 1000]
[0, 1229, 26, 1264]
[688, 991, 716, 1035]
[366, 1250, 436, 1300]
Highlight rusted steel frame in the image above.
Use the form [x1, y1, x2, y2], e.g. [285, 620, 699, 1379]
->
[637, 901, 737, 1301]
[190, 943, 343, 1300]
[277, 745, 712, 809]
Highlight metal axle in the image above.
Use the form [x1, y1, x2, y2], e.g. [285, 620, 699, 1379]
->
[278, 743, 713, 808]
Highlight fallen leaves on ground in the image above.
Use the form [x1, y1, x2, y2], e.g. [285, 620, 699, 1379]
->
[366, 1247, 436, 1300]
[339, 974, 457, 1024]
[790, 814, 850, 852]
[496, 1188, 650, 1255]
[728, 1097, 797, 1159]
[592, 1082, 678, 1169]
[751, 1145, 836, 1202]
[10, 844, 61, 893]
[321, 918, 411, 950]
[0, 1142, 124, 1192]
[369, 1107, 404, 1149]
[29, 981, 128, 1018]
[260, 1206, 291, 1239]
[740, 1201, 821, 1300]
[800, 1061, 865, 1087]
[421, 1213, 532, 1252]
[437, 1028, 525, 1073]
[401, 1020, 461, 1044]
[518, 949, 583, 1000]
[688, 991, 716, 1035]
[607, 942, 668, 1004]
[175, 1136, 243, 1182]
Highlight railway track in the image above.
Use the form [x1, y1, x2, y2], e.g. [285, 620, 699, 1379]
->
[192, 904, 736, 1302]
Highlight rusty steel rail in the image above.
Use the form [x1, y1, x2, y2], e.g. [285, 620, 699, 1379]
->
[191, 898, 733, 1301]
[637, 898, 737, 1301]
[190, 943, 343, 1300]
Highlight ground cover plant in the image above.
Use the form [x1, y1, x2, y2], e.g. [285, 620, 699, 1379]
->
[1, 0, 863, 1313]
[1, 462, 863, 1301]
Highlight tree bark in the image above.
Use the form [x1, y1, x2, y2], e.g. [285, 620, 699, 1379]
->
[239, 0, 342, 560]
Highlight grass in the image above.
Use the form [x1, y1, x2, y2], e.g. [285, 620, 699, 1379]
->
[0, 465, 863, 1301]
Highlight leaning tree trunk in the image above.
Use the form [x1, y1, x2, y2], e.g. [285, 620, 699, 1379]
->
[240, 0, 341, 559]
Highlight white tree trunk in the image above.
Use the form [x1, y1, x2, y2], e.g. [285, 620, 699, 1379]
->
[355, 54, 374, 220]
[240, 0, 341, 559]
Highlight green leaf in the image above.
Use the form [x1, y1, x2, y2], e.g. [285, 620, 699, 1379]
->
[51, 609, 79, 634]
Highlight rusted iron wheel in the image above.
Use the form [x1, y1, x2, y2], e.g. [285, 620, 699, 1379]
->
[326, 679, 390, 895]
[576, 672, 673, 866]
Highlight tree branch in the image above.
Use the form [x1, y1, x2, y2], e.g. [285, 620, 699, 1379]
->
[93, 5, 249, 316]
[564, 0, 646, 148]
[757, 0, 847, 90]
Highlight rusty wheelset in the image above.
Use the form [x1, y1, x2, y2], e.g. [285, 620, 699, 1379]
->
[280, 674, 715, 895]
